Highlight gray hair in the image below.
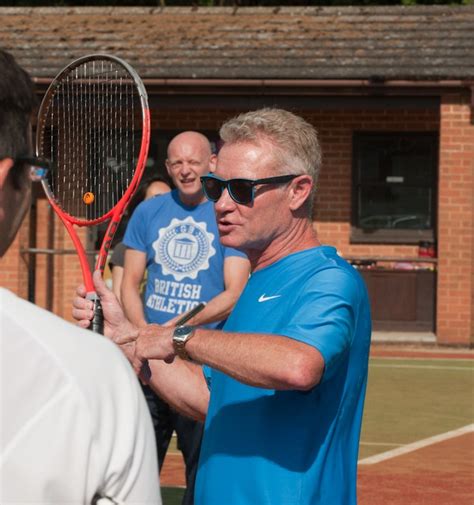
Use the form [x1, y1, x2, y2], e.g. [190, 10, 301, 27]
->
[219, 108, 322, 189]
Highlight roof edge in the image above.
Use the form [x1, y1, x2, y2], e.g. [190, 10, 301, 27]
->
[1, 5, 473, 16]
[31, 76, 473, 89]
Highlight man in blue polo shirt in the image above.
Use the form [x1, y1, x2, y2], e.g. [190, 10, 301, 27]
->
[74, 108, 371, 505]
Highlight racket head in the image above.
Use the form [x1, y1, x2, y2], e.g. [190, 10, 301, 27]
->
[36, 53, 150, 226]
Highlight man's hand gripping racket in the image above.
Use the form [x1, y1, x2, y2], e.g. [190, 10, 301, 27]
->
[36, 54, 150, 334]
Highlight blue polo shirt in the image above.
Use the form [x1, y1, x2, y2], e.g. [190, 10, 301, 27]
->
[196, 246, 371, 505]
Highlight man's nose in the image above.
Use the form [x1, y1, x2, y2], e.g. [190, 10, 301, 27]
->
[180, 163, 192, 175]
[214, 186, 235, 212]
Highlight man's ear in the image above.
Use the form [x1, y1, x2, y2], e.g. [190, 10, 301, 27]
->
[288, 175, 313, 212]
[0, 158, 15, 189]
[208, 153, 217, 174]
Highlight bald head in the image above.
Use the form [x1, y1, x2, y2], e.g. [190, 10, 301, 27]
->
[167, 131, 212, 159]
[165, 131, 216, 207]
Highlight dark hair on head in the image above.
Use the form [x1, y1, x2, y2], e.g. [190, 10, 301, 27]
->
[0, 50, 37, 190]
[0, 50, 37, 160]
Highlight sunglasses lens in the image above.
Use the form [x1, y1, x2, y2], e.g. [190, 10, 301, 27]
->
[30, 167, 48, 182]
[202, 177, 255, 204]
[202, 178, 224, 201]
[229, 180, 253, 204]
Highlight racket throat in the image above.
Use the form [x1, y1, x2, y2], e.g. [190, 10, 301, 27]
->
[96, 217, 121, 273]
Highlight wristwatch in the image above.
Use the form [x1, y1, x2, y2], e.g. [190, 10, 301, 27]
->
[172, 325, 195, 361]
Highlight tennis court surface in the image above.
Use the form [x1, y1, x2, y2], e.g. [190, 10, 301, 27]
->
[160, 344, 474, 505]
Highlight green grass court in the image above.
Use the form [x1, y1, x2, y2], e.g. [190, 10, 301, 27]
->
[162, 354, 474, 505]
[360, 356, 473, 458]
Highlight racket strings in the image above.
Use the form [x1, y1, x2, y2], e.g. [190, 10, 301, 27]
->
[40, 58, 141, 222]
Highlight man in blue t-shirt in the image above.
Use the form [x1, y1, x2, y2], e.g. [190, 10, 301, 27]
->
[121, 131, 250, 505]
[74, 109, 371, 505]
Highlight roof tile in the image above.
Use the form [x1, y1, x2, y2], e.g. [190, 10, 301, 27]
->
[1, 6, 473, 81]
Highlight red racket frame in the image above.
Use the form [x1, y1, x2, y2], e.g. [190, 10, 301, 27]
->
[36, 54, 150, 294]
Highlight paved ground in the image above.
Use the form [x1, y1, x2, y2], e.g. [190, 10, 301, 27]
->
[370, 343, 474, 360]
[358, 431, 474, 505]
[161, 454, 186, 488]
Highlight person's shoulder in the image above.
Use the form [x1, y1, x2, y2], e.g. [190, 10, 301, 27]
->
[127, 193, 173, 234]
[303, 247, 368, 299]
[297, 246, 352, 272]
[0, 291, 157, 500]
[1, 289, 132, 386]
[1, 291, 135, 427]
[147, 189, 174, 207]
[135, 190, 174, 214]
[278, 247, 361, 289]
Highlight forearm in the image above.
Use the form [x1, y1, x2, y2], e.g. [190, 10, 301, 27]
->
[186, 329, 324, 391]
[111, 267, 123, 302]
[146, 359, 209, 421]
[121, 249, 148, 327]
[121, 287, 147, 327]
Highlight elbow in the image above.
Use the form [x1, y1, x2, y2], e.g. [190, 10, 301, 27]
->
[184, 391, 209, 423]
[285, 349, 324, 391]
[194, 408, 207, 423]
[194, 390, 210, 422]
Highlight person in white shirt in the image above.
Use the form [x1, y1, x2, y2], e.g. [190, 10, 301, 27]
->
[0, 48, 161, 505]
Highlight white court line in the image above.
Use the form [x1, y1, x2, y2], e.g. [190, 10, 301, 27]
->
[358, 423, 474, 465]
[360, 442, 403, 447]
[370, 364, 473, 371]
[371, 356, 474, 363]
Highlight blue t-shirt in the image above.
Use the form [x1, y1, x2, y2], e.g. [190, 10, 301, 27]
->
[124, 190, 246, 328]
[196, 246, 371, 505]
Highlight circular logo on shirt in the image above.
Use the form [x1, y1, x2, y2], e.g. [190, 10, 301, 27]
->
[153, 216, 216, 281]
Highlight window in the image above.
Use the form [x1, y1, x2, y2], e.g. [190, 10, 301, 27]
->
[352, 132, 438, 244]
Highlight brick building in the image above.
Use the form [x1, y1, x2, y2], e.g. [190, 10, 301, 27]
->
[0, 6, 473, 345]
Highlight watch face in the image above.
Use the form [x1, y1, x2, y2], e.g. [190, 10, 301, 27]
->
[175, 325, 193, 338]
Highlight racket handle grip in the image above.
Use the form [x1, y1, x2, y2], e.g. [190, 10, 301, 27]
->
[90, 298, 104, 335]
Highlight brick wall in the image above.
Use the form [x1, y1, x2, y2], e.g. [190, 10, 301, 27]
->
[2, 97, 472, 344]
[437, 94, 474, 345]
[0, 226, 27, 296]
[0, 199, 93, 322]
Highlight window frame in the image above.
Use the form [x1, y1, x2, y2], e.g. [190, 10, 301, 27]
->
[351, 131, 438, 244]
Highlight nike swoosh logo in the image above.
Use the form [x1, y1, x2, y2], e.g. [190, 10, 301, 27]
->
[258, 294, 282, 303]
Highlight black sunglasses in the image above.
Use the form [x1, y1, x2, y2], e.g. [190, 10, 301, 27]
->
[200, 174, 298, 205]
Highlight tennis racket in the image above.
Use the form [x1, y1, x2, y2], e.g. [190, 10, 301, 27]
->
[175, 303, 206, 326]
[36, 54, 150, 334]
